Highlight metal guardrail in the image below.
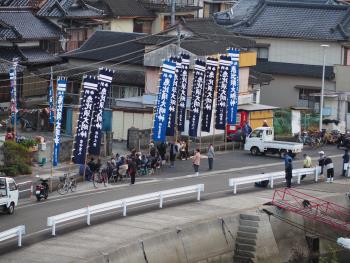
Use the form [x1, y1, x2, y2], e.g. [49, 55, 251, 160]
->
[17, 181, 33, 198]
[47, 184, 204, 236]
[0, 225, 25, 247]
[229, 167, 319, 194]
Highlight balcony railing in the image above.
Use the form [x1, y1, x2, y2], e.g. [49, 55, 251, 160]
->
[138, 0, 199, 12]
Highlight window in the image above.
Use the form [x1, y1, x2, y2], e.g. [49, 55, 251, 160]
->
[345, 48, 350, 66]
[249, 47, 269, 62]
[0, 178, 7, 197]
[9, 180, 17, 191]
[250, 129, 262, 138]
[299, 88, 319, 100]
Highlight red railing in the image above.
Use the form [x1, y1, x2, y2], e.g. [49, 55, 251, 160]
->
[272, 188, 350, 233]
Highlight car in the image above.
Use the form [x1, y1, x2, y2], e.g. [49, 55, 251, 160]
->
[0, 177, 19, 214]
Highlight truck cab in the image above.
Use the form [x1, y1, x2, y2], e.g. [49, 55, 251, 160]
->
[0, 177, 19, 214]
[245, 127, 303, 156]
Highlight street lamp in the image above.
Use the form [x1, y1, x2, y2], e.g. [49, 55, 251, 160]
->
[319, 44, 329, 131]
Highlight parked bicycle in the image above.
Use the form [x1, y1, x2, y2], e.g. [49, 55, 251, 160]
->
[92, 169, 108, 188]
[57, 173, 77, 195]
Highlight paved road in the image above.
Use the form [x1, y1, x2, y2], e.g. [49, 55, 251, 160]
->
[0, 145, 346, 252]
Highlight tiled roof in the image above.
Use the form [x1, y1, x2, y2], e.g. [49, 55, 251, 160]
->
[249, 70, 273, 85]
[0, 59, 24, 74]
[0, 0, 31, 6]
[180, 39, 245, 56]
[0, 11, 60, 40]
[0, 46, 61, 65]
[136, 35, 178, 45]
[253, 61, 335, 80]
[37, 0, 104, 18]
[35, 63, 145, 85]
[218, 0, 350, 41]
[85, 0, 154, 17]
[62, 31, 146, 65]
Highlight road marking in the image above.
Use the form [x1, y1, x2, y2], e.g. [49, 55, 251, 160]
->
[16, 154, 343, 209]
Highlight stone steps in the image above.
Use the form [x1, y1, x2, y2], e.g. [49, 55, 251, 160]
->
[233, 214, 260, 263]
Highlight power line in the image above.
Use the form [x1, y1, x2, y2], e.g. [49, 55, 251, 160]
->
[0, 37, 183, 95]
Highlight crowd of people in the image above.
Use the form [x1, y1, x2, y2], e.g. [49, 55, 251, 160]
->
[78, 140, 216, 184]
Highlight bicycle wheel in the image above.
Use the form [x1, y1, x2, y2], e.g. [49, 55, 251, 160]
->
[92, 173, 101, 188]
[57, 183, 68, 195]
[70, 180, 77, 192]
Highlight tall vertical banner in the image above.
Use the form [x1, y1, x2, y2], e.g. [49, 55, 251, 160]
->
[88, 68, 115, 155]
[177, 54, 190, 132]
[9, 68, 16, 125]
[152, 60, 176, 142]
[53, 77, 67, 167]
[188, 60, 206, 137]
[72, 76, 98, 164]
[201, 57, 218, 132]
[48, 68, 54, 125]
[215, 55, 231, 130]
[227, 48, 240, 125]
[166, 57, 182, 136]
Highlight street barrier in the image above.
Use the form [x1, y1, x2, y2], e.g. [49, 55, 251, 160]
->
[0, 225, 25, 247]
[17, 181, 33, 199]
[229, 167, 319, 194]
[47, 184, 204, 236]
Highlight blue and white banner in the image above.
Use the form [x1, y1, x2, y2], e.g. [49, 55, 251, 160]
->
[152, 60, 176, 142]
[53, 77, 67, 167]
[48, 68, 54, 125]
[201, 57, 218, 133]
[177, 54, 190, 132]
[189, 60, 206, 137]
[215, 55, 231, 130]
[9, 68, 16, 125]
[72, 75, 98, 164]
[88, 68, 114, 155]
[227, 48, 240, 125]
[166, 56, 181, 136]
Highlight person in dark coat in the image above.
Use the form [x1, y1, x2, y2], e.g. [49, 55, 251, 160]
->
[342, 149, 349, 176]
[285, 157, 293, 188]
[128, 157, 137, 185]
[324, 156, 334, 183]
[157, 142, 167, 161]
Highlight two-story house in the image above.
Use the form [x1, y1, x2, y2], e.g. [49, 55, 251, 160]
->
[0, 9, 61, 107]
[215, 0, 350, 111]
[85, 0, 156, 33]
[36, 0, 105, 51]
[199, 0, 236, 18]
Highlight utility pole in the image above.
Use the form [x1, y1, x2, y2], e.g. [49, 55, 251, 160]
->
[319, 44, 329, 131]
[171, 0, 176, 26]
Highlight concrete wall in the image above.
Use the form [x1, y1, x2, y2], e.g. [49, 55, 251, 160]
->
[335, 65, 350, 92]
[260, 74, 335, 108]
[256, 38, 343, 66]
[87, 212, 280, 263]
[110, 18, 134, 33]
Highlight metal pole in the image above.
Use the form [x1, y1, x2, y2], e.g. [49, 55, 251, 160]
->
[171, 0, 176, 26]
[319, 44, 329, 131]
[12, 58, 18, 141]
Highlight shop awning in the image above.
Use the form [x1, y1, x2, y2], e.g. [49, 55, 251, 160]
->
[238, 103, 279, 112]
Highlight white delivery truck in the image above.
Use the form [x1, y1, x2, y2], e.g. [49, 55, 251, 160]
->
[0, 177, 19, 214]
[244, 127, 303, 157]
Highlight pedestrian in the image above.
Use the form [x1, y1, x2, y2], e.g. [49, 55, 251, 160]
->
[242, 121, 252, 144]
[285, 157, 293, 188]
[207, 144, 214, 170]
[128, 157, 137, 185]
[324, 155, 334, 183]
[262, 120, 269, 127]
[193, 148, 201, 176]
[301, 153, 312, 180]
[318, 151, 325, 176]
[169, 141, 178, 168]
[157, 142, 167, 162]
[342, 149, 349, 176]
[180, 141, 187, 160]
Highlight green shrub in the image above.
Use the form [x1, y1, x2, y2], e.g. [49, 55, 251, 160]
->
[18, 139, 37, 149]
[0, 141, 32, 176]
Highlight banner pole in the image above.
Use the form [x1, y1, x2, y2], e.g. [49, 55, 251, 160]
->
[50, 74, 56, 192]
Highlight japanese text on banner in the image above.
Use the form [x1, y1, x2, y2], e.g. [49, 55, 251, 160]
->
[152, 60, 176, 142]
[227, 48, 240, 126]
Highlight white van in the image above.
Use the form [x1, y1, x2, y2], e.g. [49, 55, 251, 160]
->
[0, 177, 19, 214]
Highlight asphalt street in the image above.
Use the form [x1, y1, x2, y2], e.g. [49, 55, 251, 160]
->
[0, 145, 347, 253]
